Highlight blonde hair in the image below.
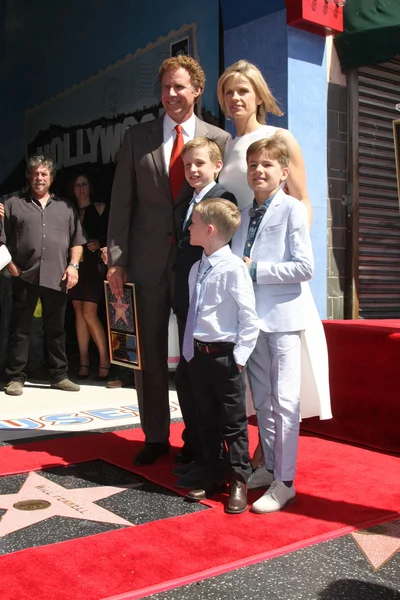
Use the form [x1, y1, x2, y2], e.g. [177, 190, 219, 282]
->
[246, 134, 290, 168]
[159, 55, 205, 95]
[217, 60, 283, 124]
[181, 137, 223, 164]
[194, 199, 240, 242]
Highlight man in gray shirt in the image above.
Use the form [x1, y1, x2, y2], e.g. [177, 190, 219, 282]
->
[0, 155, 87, 396]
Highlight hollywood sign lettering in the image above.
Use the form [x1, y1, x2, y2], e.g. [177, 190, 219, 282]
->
[35, 114, 151, 169]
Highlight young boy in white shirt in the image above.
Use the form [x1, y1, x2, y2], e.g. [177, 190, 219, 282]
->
[232, 135, 314, 513]
[174, 138, 236, 474]
[182, 199, 259, 514]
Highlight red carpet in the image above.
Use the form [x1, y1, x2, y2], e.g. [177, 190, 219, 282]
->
[302, 320, 400, 454]
[0, 423, 399, 600]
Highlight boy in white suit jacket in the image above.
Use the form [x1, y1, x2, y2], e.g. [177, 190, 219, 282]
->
[231, 135, 314, 513]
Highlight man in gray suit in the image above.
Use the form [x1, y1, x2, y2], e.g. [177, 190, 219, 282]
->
[107, 55, 230, 465]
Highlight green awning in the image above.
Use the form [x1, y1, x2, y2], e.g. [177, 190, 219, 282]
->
[334, 0, 400, 70]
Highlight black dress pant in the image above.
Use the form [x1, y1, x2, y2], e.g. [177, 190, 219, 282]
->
[5, 278, 68, 384]
[188, 347, 252, 482]
[175, 315, 202, 459]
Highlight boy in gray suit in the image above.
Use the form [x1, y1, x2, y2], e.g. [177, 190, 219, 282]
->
[231, 135, 314, 513]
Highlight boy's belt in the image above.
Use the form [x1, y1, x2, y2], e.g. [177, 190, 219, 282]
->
[194, 340, 234, 354]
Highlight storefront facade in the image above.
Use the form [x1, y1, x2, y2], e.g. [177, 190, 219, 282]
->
[335, 0, 400, 318]
[1, 1, 345, 320]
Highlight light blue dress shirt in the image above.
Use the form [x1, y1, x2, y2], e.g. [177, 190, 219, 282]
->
[181, 181, 216, 232]
[188, 244, 260, 366]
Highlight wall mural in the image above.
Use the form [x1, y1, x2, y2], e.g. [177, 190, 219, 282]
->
[0, 0, 221, 198]
[24, 23, 217, 200]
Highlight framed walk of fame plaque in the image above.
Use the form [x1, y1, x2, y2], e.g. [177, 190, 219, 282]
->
[104, 282, 142, 370]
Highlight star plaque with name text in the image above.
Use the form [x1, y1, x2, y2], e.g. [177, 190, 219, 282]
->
[0, 460, 207, 555]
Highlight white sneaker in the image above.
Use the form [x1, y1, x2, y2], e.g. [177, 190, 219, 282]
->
[251, 480, 296, 513]
[247, 466, 274, 490]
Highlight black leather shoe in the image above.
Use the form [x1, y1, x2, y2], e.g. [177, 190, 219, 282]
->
[174, 445, 195, 464]
[186, 479, 226, 502]
[225, 478, 248, 514]
[175, 465, 207, 489]
[172, 461, 196, 477]
[133, 444, 169, 465]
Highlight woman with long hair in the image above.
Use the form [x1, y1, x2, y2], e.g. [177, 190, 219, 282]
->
[218, 59, 312, 220]
[218, 60, 331, 487]
[68, 173, 110, 380]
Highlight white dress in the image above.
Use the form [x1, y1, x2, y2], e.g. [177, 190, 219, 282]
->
[219, 125, 332, 421]
[220, 125, 278, 210]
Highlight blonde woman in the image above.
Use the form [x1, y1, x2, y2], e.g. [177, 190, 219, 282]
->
[218, 60, 312, 224]
[218, 60, 331, 488]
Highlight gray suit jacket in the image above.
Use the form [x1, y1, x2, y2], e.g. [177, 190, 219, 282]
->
[231, 189, 314, 333]
[107, 115, 230, 288]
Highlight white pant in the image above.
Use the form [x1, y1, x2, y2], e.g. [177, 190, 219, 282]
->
[247, 331, 301, 482]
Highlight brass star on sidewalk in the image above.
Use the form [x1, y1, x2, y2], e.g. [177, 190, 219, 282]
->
[111, 297, 130, 325]
[0, 472, 135, 537]
[352, 519, 400, 570]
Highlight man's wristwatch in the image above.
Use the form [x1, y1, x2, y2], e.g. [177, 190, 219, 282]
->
[68, 263, 79, 270]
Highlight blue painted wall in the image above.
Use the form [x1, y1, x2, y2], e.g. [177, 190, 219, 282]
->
[220, 0, 285, 30]
[288, 27, 328, 314]
[0, 0, 220, 186]
[223, 11, 289, 135]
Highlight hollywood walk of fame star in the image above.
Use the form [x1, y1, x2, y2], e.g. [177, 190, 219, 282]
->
[0, 471, 136, 537]
[111, 297, 130, 326]
[352, 519, 400, 570]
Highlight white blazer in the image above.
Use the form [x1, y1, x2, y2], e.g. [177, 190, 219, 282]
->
[231, 189, 314, 333]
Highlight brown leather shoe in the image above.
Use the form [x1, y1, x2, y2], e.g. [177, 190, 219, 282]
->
[225, 478, 248, 514]
[106, 373, 135, 389]
[106, 378, 123, 389]
[186, 479, 226, 502]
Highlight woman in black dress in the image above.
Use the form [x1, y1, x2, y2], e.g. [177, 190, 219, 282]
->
[69, 174, 110, 380]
